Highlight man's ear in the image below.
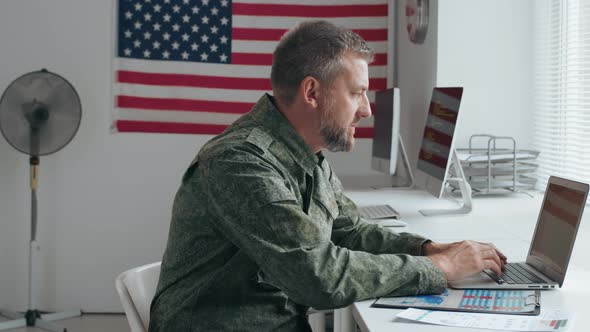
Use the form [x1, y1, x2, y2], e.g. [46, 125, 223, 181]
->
[300, 76, 321, 109]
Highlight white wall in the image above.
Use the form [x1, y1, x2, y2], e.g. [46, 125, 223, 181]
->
[437, 0, 534, 149]
[395, 0, 534, 172]
[0, 0, 533, 312]
[395, 0, 439, 171]
[0, 0, 211, 312]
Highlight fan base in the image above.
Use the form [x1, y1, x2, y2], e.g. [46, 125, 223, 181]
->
[0, 309, 81, 332]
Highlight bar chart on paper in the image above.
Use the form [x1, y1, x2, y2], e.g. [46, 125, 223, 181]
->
[459, 290, 533, 312]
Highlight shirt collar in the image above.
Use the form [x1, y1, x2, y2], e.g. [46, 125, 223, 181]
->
[250, 94, 320, 175]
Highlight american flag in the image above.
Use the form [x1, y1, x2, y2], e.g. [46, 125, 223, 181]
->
[113, 0, 391, 136]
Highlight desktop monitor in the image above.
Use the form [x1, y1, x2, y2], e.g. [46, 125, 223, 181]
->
[371, 88, 401, 175]
[415, 87, 464, 198]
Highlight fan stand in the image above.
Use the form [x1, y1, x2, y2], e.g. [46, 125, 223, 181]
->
[0, 116, 81, 332]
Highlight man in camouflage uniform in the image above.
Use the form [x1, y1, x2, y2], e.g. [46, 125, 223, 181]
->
[149, 20, 506, 331]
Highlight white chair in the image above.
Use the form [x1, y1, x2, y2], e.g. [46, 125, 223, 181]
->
[115, 262, 161, 332]
[115, 261, 326, 332]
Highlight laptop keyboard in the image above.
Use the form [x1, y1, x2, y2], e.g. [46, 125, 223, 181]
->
[484, 263, 545, 284]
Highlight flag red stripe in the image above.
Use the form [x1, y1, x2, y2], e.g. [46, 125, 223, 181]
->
[117, 96, 254, 114]
[351, 29, 388, 42]
[369, 78, 386, 90]
[232, 52, 387, 66]
[116, 120, 374, 138]
[232, 3, 388, 17]
[117, 71, 386, 91]
[355, 127, 374, 138]
[118, 70, 271, 90]
[372, 53, 387, 66]
[232, 28, 387, 42]
[231, 52, 274, 65]
[232, 28, 286, 41]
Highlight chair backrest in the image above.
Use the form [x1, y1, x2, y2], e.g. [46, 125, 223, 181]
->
[115, 262, 161, 332]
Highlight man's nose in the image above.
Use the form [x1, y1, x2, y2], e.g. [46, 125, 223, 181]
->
[360, 92, 371, 118]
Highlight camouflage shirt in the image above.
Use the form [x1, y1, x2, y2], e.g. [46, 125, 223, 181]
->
[149, 94, 446, 332]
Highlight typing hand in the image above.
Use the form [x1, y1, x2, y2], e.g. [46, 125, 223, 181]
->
[424, 240, 507, 282]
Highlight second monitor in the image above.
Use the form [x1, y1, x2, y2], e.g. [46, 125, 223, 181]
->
[415, 87, 472, 216]
[371, 88, 400, 175]
[370, 87, 416, 186]
[415, 87, 464, 198]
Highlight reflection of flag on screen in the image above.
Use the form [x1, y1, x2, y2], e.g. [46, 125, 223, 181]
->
[417, 88, 463, 181]
[543, 183, 585, 227]
[112, 0, 390, 136]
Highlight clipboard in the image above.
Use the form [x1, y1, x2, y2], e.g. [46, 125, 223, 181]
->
[373, 289, 540, 316]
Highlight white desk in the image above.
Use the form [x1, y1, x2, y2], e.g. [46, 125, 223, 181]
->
[340, 188, 590, 332]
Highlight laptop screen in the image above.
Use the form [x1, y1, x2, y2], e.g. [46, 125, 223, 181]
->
[528, 178, 588, 283]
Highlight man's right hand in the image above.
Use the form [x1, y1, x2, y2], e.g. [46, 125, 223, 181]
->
[425, 240, 507, 282]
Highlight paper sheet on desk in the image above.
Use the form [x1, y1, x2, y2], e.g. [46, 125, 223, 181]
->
[397, 308, 572, 331]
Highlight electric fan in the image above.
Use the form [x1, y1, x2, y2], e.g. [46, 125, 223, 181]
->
[0, 69, 82, 332]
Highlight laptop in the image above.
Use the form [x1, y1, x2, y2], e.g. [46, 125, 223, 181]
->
[449, 176, 588, 290]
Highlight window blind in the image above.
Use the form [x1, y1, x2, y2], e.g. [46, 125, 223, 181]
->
[533, 0, 590, 188]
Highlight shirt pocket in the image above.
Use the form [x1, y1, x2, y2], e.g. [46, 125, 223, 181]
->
[309, 175, 339, 233]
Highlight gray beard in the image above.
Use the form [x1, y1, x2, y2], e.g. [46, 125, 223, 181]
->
[319, 118, 352, 152]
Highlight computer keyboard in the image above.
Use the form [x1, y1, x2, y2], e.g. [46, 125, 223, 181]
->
[358, 204, 400, 220]
[484, 263, 545, 284]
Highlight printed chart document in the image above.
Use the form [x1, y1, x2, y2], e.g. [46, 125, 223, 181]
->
[397, 308, 572, 331]
[374, 289, 540, 315]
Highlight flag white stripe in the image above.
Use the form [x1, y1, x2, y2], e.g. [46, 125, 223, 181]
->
[117, 84, 270, 102]
[232, 40, 388, 54]
[233, 16, 387, 30]
[116, 83, 378, 103]
[117, 108, 243, 125]
[117, 108, 375, 127]
[358, 117, 375, 127]
[115, 58, 270, 78]
[114, 58, 387, 79]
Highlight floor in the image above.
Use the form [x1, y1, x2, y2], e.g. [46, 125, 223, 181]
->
[0, 314, 129, 332]
[1, 312, 336, 331]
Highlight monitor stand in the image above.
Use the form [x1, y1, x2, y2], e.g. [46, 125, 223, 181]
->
[391, 135, 415, 188]
[419, 149, 473, 216]
[371, 135, 414, 190]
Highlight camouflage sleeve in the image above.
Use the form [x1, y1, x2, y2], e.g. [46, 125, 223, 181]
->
[327, 168, 434, 256]
[203, 148, 446, 310]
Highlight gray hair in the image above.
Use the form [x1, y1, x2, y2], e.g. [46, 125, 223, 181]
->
[270, 20, 374, 106]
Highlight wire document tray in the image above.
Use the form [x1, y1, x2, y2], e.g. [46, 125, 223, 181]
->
[452, 135, 539, 195]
